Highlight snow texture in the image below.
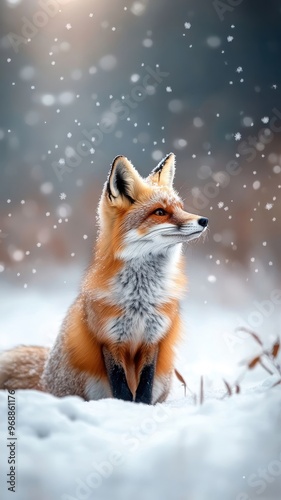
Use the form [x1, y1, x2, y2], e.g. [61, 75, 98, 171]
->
[0, 268, 281, 500]
[0, 388, 281, 500]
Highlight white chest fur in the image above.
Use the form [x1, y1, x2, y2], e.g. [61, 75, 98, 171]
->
[103, 247, 182, 345]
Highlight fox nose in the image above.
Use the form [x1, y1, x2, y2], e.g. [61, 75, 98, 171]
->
[198, 217, 208, 228]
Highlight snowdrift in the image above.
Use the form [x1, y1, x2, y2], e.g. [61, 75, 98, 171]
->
[0, 387, 281, 500]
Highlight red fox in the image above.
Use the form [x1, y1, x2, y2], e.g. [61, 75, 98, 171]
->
[0, 153, 208, 404]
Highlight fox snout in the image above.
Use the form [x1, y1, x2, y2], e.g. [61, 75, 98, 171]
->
[198, 217, 208, 228]
[163, 207, 208, 244]
[171, 209, 208, 229]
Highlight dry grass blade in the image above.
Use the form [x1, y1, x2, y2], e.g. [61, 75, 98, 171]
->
[174, 368, 187, 397]
[236, 327, 263, 346]
[271, 339, 280, 359]
[223, 379, 232, 396]
[259, 359, 275, 376]
[271, 379, 281, 388]
[199, 375, 204, 405]
[220, 330, 280, 401]
[248, 356, 261, 369]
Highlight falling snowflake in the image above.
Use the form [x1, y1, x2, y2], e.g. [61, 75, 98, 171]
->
[218, 201, 224, 208]
[66, 24, 72, 30]
[60, 193, 67, 200]
[265, 203, 273, 210]
[234, 132, 241, 141]
[184, 22, 191, 29]
[261, 116, 269, 124]
[166, 86, 172, 92]
[227, 36, 234, 42]
[236, 66, 243, 73]
[253, 181, 260, 190]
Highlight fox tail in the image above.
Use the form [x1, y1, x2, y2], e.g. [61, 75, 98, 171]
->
[0, 345, 49, 391]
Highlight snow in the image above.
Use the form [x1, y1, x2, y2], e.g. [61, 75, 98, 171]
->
[1, 1, 280, 495]
[0, 265, 281, 498]
[0, 388, 281, 500]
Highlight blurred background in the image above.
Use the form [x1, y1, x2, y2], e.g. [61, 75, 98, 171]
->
[0, 0, 280, 386]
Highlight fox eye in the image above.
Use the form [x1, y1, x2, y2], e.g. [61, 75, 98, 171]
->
[153, 208, 167, 216]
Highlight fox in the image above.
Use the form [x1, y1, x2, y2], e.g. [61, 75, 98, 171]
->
[0, 153, 208, 404]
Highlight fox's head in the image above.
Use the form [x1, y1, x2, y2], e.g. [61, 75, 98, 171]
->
[98, 153, 208, 259]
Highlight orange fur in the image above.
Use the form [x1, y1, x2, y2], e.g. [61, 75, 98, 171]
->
[1, 153, 208, 404]
[155, 301, 182, 377]
[64, 300, 107, 380]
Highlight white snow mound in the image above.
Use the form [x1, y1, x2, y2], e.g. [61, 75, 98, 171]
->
[0, 388, 281, 500]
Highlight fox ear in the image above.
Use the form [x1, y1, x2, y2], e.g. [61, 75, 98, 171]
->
[148, 153, 175, 187]
[107, 156, 142, 204]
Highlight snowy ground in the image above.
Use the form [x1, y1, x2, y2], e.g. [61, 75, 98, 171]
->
[0, 388, 281, 500]
[0, 263, 281, 500]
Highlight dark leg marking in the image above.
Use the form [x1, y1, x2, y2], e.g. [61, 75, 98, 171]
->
[103, 348, 133, 402]
[108, 363, 133, 402]
[135, 362, 155, 405]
